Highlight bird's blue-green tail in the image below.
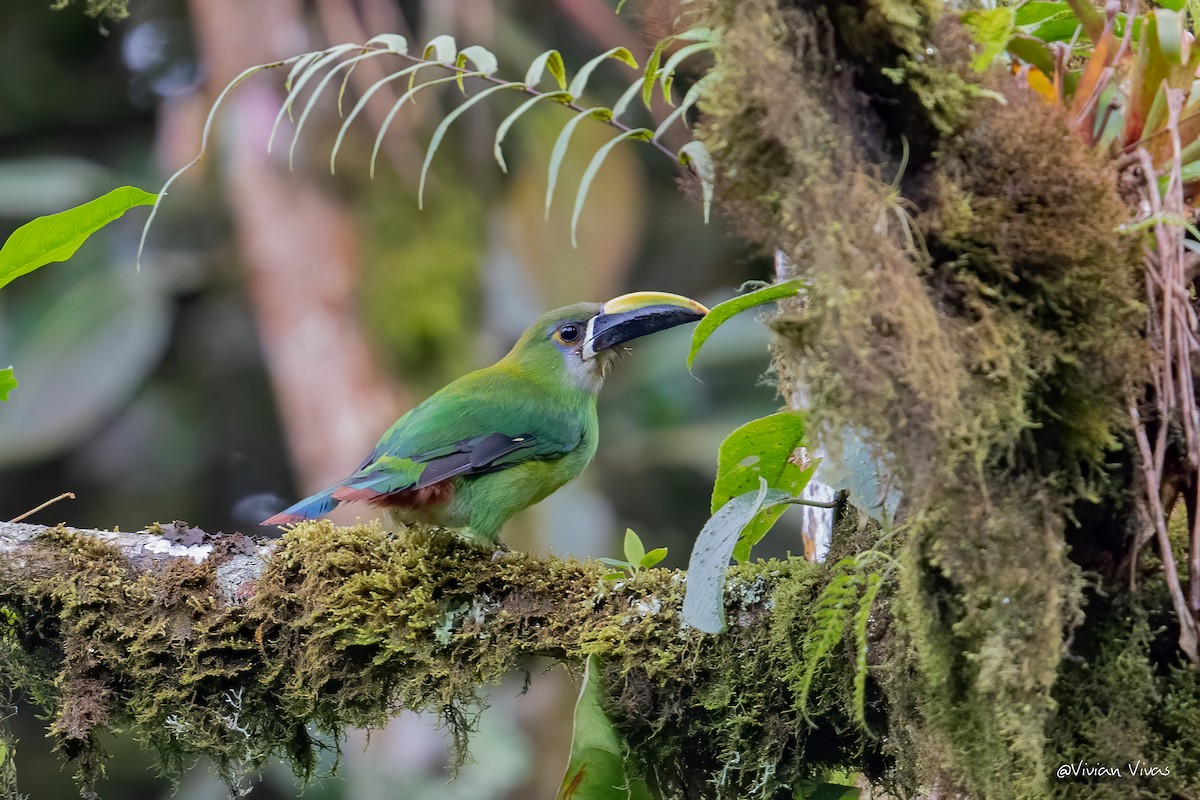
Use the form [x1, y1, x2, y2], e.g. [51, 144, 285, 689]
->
[262, 488, 340, 526]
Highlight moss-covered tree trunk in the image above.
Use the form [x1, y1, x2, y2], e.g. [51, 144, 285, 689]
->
[696, 0, 1199, 797]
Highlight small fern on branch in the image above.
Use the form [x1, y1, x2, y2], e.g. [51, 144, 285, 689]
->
[138, 29, 718, 265]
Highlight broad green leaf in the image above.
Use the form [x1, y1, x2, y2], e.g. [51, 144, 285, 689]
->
[365, 33, 408, 54]
[817, 428, 902, 524]
[0, 368, 15, 401]
[793, 780, 861, 800]
[602, 572, 626, 581]
[1014, 1, 1069, 26]
[571, 128, 653, 247]
[290, 50, 385, 169]
[546, 107, 613, 218]
[683, 479, 789, 633]
[372, 74, 479, 179]
[557, 654, 652, 800]
[456, 45, 499, 91]
[962, 7, 1016, 72]
[677, 140, 715, 223]
[623, 528, 646, 567]
[598, 558, 631, 568]
[640, 547, 668, 569]
[687, 278, 806, 371]
[0, 186, 155, 291]
[494, 91, 570, 173]
[568, 47, 639, 99]
[331, 61, 432, 173]
[420, 82, 523, 207]
[525, 49, 568, 90]
[711, 411, 817, 563]
[423, 34, 457, 63]
[659, 41, 714, 102]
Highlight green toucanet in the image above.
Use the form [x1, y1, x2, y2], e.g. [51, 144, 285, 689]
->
[264, 291, 708, 540]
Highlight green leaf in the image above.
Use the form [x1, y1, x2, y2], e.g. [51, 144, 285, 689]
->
[598, 558, 631, 568]
[546, 107, 614, 219]
[962, 7, 1015, 72]
[268, 45, 358, 153]
[1156, 8, 1186, 64]
[687, 278, 806, 371]
[793, 780, 861, 800]
[642, 37, 673, 109]
[572, 128, 653, 247]
[677, 140, 715, 223]
[658, 41, 714, 103]
[372, 73, 478, 179]
[568, 47, 639, 99]
[422, 34, 458, 63]
[420, 82, 523, 208]
[682, 478, 789, 633]
[290, 50, 386, 169]
[331, 61, 432, 174]
[1014, 1, 1069, 26]
[653, 76, 712, 139]
[711, 411, 816, 563]
[611, 77, 645, 121]
[525, 49, 568, 90]
[456, 44, 499, 91]
[558, 655, 651, 800]
[640, 548, 668, 569]
[0, 368, 15, 402]
[494, 91, 570, 173]
[0, 186, 156, 291]
[623, 528, 646, 567]
[365, 33, 408, 54]
[602, 572, 626, 581]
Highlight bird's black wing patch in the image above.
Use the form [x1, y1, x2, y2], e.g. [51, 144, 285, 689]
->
[412, 432, 540, 489]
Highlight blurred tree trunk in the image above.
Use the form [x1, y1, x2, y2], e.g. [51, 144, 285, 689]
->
[185, 0, 405, 493]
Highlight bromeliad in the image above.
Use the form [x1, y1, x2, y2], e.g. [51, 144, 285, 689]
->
[264, 291, 708, 541]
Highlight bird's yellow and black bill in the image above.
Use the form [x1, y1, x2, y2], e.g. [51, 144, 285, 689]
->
[582, 291, 709, 360]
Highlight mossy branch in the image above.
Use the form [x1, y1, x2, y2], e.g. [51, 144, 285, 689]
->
[0, 520, 887, 798]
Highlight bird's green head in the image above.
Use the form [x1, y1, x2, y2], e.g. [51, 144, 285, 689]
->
[504, 291, 708, 393]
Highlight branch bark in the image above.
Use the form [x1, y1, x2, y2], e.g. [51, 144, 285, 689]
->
[0, 520, 882, 798]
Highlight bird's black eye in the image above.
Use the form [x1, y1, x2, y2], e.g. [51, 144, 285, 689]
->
[559, 324, 581, 343]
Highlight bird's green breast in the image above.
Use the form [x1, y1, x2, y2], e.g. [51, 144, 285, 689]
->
[439, 401, 599, 540]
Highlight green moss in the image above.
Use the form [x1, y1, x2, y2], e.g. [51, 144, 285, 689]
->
[1, 522, 892, 797]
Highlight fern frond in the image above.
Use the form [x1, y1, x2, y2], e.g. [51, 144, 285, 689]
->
[852, 572, 883, 732]
[797, 571, 861, 725]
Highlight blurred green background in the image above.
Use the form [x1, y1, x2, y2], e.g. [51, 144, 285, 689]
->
[0, 0, 791, 796]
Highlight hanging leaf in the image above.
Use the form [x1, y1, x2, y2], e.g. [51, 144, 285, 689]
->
[612, 78, 644, 121]
[568, 47, 639, 99]
[0, 185, 156, 291]
[687, 278, 807, 371]
[331, 62, 433, 173]
[557, 655, 653, 800]
[365, 33, 408, 54]
[372, 74, 478, 179]
[525, 49, 568, 90]
[268, 45, 358, 153]
[494, 91, 570, 173]
[653, 76, 712, 140]
[658, 41, 714, 102]
[682, 478, 788, 633]
[677, 140, 715, 223]
[546, 107, 613, 218]
[420, 82, 523, 207]
[422, 34, 458, 64]
[640, 548, 667, 569]
[711, 411, 817, 563]
[456, 45, 499, 91]
[290, 50, 386, 169]
[0, 368, 15, 402]
[571, 128, 652, 247]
